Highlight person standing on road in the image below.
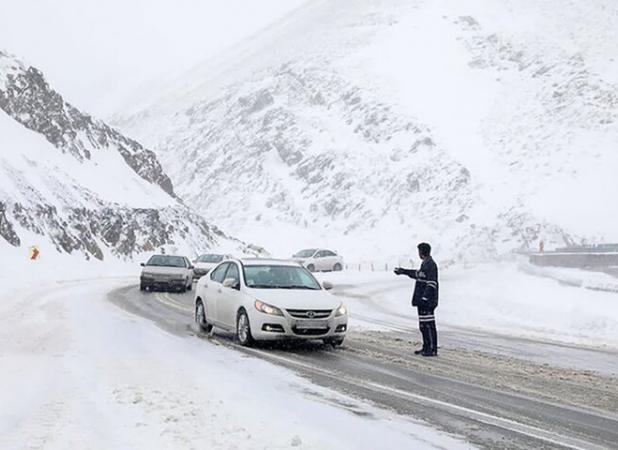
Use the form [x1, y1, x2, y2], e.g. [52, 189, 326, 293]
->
[394, 243, 439, 357]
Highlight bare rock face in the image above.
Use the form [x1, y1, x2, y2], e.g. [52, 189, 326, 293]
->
[0, 202, 20, 247]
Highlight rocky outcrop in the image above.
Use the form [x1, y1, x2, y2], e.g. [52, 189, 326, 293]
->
[0, 202, 20, 247]
[0, 50, 174, 197]
[0, 50, 262, 260]
[2, 201, 262, 259]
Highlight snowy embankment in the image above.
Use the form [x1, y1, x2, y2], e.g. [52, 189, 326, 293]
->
[0, 263, 470, 449]
[319, 260, 618, 349]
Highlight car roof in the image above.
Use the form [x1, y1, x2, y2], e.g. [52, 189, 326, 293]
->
[238, 258, 302, 267]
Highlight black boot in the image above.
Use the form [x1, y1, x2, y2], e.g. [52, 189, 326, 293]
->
[429, 321, 438, 356]
[417, 323, 429, 355]
[422, 321, 437, 356]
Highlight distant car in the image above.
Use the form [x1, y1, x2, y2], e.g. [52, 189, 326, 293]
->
[292, 248, 344, 272]
[193, 253, 232, 279]
[194, 258, 348, 346]
[140, 255, 194, 293]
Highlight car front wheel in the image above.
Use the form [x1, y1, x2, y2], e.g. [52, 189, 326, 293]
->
[195, 301, 213, 333]
[236, 310, 254, 347]
[333, 263, 342, 271]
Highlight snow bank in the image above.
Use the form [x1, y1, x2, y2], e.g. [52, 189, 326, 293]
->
[323, 261, 618, 348]
[0, 111, 173, 209]
[0, 51, 24, 91]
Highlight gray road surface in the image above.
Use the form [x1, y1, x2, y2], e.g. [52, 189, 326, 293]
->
[108, 284, 618, 450]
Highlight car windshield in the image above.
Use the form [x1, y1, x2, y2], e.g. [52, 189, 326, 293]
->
[244, 265, 321, 290]
[198, 254, 224, 263]
[146, 255, 186, 268]
[293, 249, 317, 258]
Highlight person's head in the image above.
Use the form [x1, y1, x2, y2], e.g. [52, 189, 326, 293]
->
[417, 242, 431, 260]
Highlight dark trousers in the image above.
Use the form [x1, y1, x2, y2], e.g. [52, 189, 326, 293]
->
[418, 306, 438, 354]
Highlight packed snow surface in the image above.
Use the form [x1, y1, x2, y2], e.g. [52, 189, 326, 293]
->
[0, 268, 471, 449]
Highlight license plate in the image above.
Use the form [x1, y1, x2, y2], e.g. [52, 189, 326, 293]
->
[295, 320, 328, 330]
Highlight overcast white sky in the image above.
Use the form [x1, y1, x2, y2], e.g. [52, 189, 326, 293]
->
[0, 0, 306, 117]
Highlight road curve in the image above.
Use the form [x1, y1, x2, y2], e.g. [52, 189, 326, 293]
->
[108, 284, 618, 450]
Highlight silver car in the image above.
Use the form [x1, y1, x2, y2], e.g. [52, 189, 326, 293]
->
[140, 255, 194, 293]
[292, 248, 344, 272]
[193, 253, 232, 279]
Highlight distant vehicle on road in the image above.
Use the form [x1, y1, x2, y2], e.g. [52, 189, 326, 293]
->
[193, 253, 232, 279]
[140, 255, 194, 293]
[292, 248, 344, 272]
[194, 258, 348, 347]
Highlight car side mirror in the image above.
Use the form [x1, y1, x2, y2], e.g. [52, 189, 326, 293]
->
[223, 278, 240, 290]
[322, 281, 333, 290]
[140, 263, 145, 267]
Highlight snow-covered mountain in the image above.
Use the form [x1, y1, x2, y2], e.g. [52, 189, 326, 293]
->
[114, 0, 618, 260]
[0, 50, 261, 261]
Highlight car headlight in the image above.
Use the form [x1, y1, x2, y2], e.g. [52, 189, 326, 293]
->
[335, 303, 348, 317]
[255, 300, 284, 316]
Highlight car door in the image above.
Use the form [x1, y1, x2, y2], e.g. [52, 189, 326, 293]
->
[323, 250, 338, 270]
[314, 250, 328, 271]
[184, 257, 193, 284]
[204, 262, 229, 325]
[217, 262, 243, 329]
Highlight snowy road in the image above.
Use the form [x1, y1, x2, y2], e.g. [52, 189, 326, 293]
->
[109, 283, 618, 450]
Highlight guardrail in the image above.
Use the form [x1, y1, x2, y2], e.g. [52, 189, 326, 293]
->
[529, 252, 618, 269]
[521, 262, 618, 294]
[344, 260, 416, 272]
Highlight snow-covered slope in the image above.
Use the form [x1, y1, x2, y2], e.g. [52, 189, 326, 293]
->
[114, 0, 618, 260]
[0, 50, 261, 261]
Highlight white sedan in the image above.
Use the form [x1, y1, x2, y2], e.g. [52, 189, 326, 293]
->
[292, 248, 344, 272]
[194, 258, 348, 346]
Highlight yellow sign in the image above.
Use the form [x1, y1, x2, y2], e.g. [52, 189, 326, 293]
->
[29, 245, 40, 261]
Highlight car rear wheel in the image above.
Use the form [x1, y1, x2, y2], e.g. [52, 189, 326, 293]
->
[195, 301, 213, 333]
[307, 264, 315, 272]
[236, 310, 254, 347]
[333, 263, 342, 272]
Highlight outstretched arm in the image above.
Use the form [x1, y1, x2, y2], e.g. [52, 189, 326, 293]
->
[394, 267, 417, 278]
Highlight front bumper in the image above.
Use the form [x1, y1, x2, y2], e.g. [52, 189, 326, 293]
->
[249, 309, 348, 341]
[140, 276, 186, 290]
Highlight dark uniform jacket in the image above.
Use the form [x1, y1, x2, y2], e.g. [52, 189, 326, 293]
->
[400, 257, 439, 309]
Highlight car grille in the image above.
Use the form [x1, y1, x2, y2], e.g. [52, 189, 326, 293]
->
[292, 327, 331, 336]
[286, 309, 332, 319]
